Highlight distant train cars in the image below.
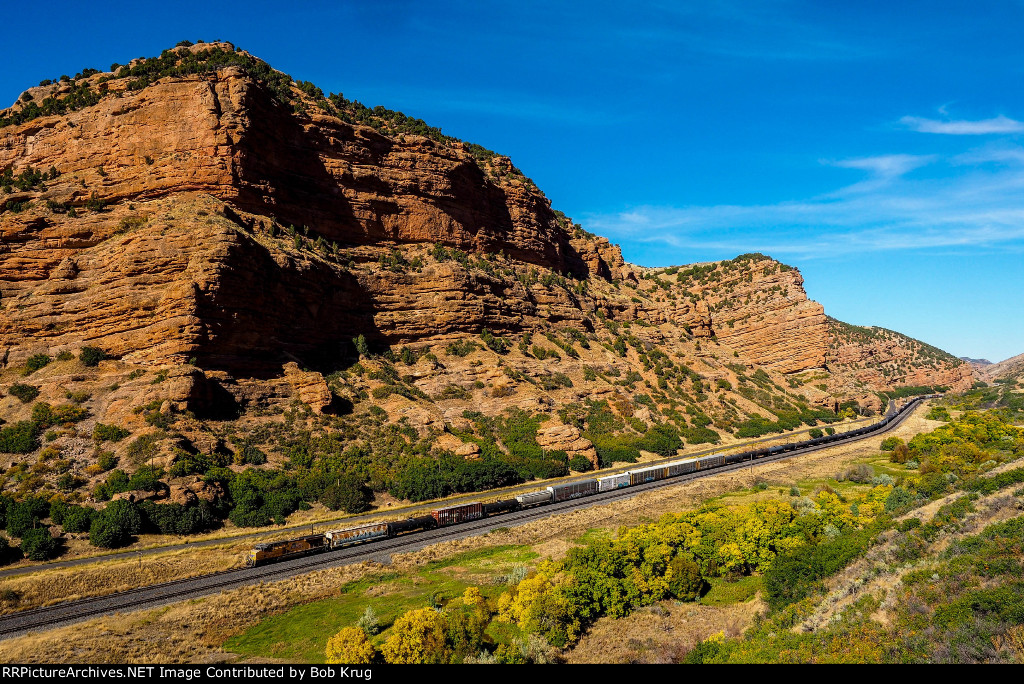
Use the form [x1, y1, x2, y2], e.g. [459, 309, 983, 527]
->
[247, 395, 937, 567]
[247, 502, 484, 566]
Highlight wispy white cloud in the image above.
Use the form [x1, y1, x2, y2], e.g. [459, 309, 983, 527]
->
[900, 114, 1024, 135]
[829, 154, 934, 178]
[951, 143, 1024, 166]
[583, 149, 1024, 260]
[822, 154, 937, 195]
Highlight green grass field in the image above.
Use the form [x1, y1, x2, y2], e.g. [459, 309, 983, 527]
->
[223, 544, 537, 662]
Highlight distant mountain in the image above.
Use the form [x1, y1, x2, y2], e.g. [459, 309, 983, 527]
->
[960, 357, 993, 366]
[981, 352, 1024, 384]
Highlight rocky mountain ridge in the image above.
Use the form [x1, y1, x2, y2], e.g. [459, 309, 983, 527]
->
[0, 42, 972, 513]
[981, 352, 1024, 384]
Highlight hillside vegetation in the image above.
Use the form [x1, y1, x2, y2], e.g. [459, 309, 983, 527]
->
[217, 401, 1024, 664]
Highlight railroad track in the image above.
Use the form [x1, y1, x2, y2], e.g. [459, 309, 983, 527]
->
[0, 411, 886, 581]
[0, 395, 926, 640]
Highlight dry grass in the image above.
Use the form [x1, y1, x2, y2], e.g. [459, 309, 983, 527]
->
[0, 562, 380, 663]
[567, 598, 764, 663]
[0, 543, 249, 614]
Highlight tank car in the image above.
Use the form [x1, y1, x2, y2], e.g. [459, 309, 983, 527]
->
[515, 489, 552, 508]
[483, 499, 519, 516]
[388, 515, 438, 536]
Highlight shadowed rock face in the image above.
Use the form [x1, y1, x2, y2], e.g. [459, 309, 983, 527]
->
[0, 55, 629, 373]
[0, 192, 602, 373]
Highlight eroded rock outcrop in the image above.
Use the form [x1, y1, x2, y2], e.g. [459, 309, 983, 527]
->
[282, 362, 332, 414]
[536, 423, 599, 468]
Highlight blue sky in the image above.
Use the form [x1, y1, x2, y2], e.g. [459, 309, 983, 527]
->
[3, 1, 1022, 362]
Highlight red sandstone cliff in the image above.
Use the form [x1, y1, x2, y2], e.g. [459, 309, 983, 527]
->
[0, 43, 970, 397]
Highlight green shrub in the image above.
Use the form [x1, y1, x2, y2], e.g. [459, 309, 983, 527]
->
[127, 465, 164, 492]
[668, 555, 705, 601]
[590, 434, 641, 464]
[97, 451, 119, 472]
[539, 373, 572, 390]
[437, 384, 471, 400]
[915, 471, 951, 499]
[884, 486, 915, 513]
[638, 424, 683, 457]
[139, 501, 215, 535]
[20, 528, 61, 560]
[0, 536, 15, 566]
[170, 450, 213, 477]
[8, 384, 39, 403]
[6, 501, 41, 537]
[143, 410, 173, 429]
[880, 436, 903, 452]
[354, 334, 369, 357]
[238, 443, 267, 465]
[532, 345, 559, 361]
[56, 473, 83, 491]
[480, 329, 509, 354]
[320, 474, 373, 513]
[0, 422, 40, 454]
[763, 526, 877, 610]
[78, 346, 106, 367]
[23, 354, 51, 375]
[568, 455, 592, 472]
[30, 403, 87, 431]
[125, 432, 164, 463]
[681, 426, 721, 445]
[93, 469, 130, 501]
[227, 468, 303, 527]
[93, 423, 130, 442]
[89, 500, 143, 548]
[446, 340, 479, 357]
[61, 506, 95, 533]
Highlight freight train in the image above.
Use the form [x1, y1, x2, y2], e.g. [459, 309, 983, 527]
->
[246, 394, 936, 566]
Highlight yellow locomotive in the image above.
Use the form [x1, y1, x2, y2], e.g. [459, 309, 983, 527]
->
[246, 533, 329, 566]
